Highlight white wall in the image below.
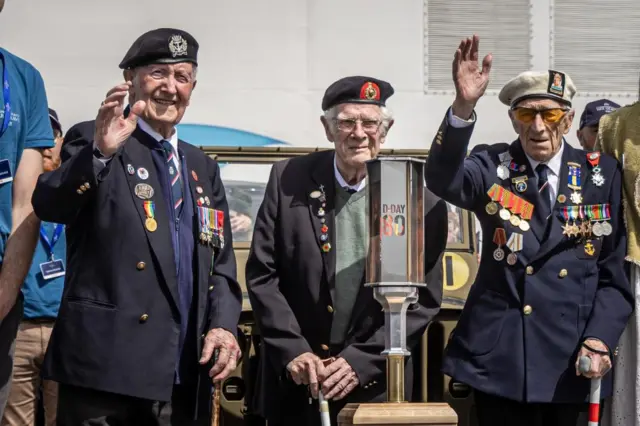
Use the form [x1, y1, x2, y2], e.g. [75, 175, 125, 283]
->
[1, 0, 636, 149]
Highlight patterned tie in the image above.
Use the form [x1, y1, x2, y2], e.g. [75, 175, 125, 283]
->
[536, 163, 551, 220]
[161, 140, 183, 216]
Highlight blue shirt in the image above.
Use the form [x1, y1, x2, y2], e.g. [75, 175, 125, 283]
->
[21, 222, 66, 319]
[0, 48, 55, 262]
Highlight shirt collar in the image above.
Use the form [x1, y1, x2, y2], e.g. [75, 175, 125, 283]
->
[524, 140, 565, 177]
[333, 153, 367, 192]
[137, 118, 179, 153]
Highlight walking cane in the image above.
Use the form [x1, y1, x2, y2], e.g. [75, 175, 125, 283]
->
[318, 357, 335, 426]
[211, 349, 221, 426]
[579, 356, 602, 426]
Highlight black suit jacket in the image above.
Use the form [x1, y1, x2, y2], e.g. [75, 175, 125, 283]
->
[32, 124, 242, 403]
[245, 150, 447, 424]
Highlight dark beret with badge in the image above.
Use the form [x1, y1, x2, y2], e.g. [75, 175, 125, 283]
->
[321, 76, 394, 111]
[119, 28, 199, 70]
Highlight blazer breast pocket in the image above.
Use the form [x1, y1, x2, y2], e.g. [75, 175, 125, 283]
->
[574, 238, 602, 260]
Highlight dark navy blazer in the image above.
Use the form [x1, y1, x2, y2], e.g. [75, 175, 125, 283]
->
[31, 125, 242, 406]
[427, 109, 633, 404]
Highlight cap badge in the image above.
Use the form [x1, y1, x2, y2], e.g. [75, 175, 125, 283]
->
[548, 71, 565, 97]
[168, 35, 188, 58]
[360, 82, 380, 101]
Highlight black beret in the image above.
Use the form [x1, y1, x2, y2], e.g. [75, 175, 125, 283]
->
[119, 28, 199, 70]
[322, 76, 394, 111]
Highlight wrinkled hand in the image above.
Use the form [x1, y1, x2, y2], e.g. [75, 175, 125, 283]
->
[319, 357, 359, 401]
[94, 82, 146, 157]
[575, 338, 612, 379]
[451, 35, 493, 119]
[199, 328, 241, 383]
[230, 211, 252, 233]
[287, 352, 325, 399]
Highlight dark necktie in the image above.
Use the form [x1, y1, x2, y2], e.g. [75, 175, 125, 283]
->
[161, 140, 184, 217]
[344, 187, 357, 194]
[536, 163, 551, 220]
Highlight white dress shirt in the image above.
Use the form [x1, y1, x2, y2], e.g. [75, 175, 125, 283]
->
[333, 153, 366, 193]
[138, 119, 181, 172]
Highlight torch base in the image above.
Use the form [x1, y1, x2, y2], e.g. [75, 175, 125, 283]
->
[338, 402, 458, 426]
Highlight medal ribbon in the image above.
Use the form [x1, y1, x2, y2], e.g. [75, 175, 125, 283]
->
[568, 163, 582, 189]
[506, 233, 523, 253]
[198, 207, 207, 232]
[0, 52, 10, 138]
[143, 200, 155, 219]
[492, 228, 507, 246]
[487, 184, 534, 220]
[587, 152, 601, 168]
[39, 223, 64, 260]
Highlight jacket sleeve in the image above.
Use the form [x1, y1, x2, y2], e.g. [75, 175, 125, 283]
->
[206, 158, 243, 337]
[339, 197, 448, 386]
[426, 109, 488, 210]
[32, 139, 109, 225]
[245, 163, 313, 374]
[582, 160, 634, 352]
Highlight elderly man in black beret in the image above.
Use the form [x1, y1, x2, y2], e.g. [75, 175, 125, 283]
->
[31, 28, 242, 425]
[245, 76, 448, 425]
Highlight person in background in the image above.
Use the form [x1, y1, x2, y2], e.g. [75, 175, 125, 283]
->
[596, 97, 640, 426]
[0, 0, 56, 418]
[227, 187, 253, 241]
[1, 109, 65, 426]
[577, 99, 619, 151]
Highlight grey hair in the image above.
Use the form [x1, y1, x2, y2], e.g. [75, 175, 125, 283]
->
[323, 105, 394, 136]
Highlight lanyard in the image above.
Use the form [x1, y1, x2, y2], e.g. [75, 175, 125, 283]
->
[0, 52, 10, 138]
[40, 224, 63, 260]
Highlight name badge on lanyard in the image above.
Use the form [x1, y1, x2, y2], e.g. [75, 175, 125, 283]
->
[39, 224, 65, 280]
[0, 51, 11, 139]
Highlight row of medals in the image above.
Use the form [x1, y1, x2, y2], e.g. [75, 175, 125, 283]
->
[485, 201, 530, 232]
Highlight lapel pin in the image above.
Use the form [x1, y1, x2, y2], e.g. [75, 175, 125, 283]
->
[321, 243, 331, 253]
[137, 167, 149, 180]
[127, 164, 135, 175]
[192, 170, 198, 181]
[557, 194, 566, 203]
[310, 190, 322, 199]
[134, 183, 154, 200]
[196, 186, 203, 194]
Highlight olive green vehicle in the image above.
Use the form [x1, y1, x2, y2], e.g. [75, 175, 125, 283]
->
[205, 147, 480, 426]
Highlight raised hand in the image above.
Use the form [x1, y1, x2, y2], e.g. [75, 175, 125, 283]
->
[451, 35, 493, 119]
[94, 82, 146, 157]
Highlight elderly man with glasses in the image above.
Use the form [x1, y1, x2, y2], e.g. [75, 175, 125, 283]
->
[426, 35, 633, 426]
[245, 75, 448, 426]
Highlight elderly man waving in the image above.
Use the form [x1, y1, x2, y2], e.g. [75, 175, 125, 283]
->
[32, 28, 242, 425]
[427, 35, 633, 426]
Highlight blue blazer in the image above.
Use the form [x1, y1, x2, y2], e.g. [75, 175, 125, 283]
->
[426, 110, 633, 404]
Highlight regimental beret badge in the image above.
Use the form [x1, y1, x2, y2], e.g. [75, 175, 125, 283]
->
[360, 82, 380, 101]
[169, 35, 188, 58]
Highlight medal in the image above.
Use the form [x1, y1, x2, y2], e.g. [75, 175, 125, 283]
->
[134, 183, 154, 200]
[592, 222, 604, 237]
[518, 220, 530, 232]
[567, 162, 583, 205]
[512, 176, 528, 193]
[145, 217, 157, 232]
[310, 190, 322, 199]
[499, 208, 511, 220]
[570, 192, 583, 204]
[509, 215, 521, 227]
[587, 152, 605, 187]
[506, 233, 523, 266]
[143, 200, 157, 232]
[487, 184, 534, 231]
[485, 202, 498, 215]
[497, 165, 509, 180]
[492, 228, 507, 261]
[137, 167, 149, 180]
[601, 221, 612, 236]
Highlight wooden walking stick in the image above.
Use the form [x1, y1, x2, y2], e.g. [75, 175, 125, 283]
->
[211, 349, 221, 426]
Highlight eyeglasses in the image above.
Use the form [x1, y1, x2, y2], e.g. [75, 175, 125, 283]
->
[511, 107, 569, 124]
[334, 118, 382, 133]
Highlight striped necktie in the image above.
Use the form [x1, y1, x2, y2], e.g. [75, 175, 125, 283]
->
[161, 140, 183, 216]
